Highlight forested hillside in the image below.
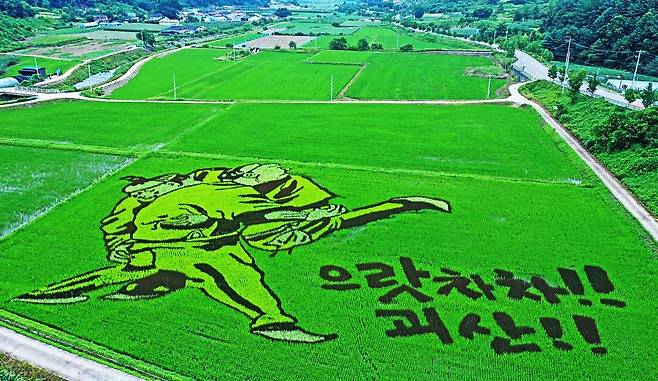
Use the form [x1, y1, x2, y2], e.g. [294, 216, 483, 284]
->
[397, 0, 658, 75]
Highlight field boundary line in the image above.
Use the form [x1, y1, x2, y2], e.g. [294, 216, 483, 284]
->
[0, 137, 137, 156]
[0, 156, 136, 241]
[157, 149, 585, 187]
[337, 63, 368, 99]
[509, 82, 658, 241]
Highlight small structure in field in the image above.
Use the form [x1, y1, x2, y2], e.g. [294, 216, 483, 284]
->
[18, 67, 46, 77]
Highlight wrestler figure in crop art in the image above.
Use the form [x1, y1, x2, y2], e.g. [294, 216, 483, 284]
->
[15, 164, 451, 343]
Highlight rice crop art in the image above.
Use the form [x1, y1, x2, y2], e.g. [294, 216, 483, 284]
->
[15, 164, 451, 343]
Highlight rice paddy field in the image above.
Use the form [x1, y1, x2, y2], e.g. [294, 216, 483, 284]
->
[207, 32, 266, 47]
[0, 98, 656, 380]
[308, 26, 483, 51]
[1, 19, 657, 381]
[275, 21, 359, 36]
[109, 48, 503, 101]
[109, 49, 359, 100]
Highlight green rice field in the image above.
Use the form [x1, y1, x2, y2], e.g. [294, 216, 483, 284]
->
[345, 52, 507, 100]
[109, 49, 360, 101]
[207, 32, 266, 47]
[276, 21, 359, 36]
[0, 99, 655, 380]
[308, 26, 483, 51]
[0, 17, 656, 381]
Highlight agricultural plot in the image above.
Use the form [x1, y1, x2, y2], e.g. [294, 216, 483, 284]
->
[0, 145, 128, 237]
[243, 35, 317, 49]
[0, 100, 655, 380]
[308, 26, 482, 51]
[207, 32, 266, 47]
[1, 55, 79, 76]
[0, 100, 224, 149]
[276, 21, 359, 36]
[15, 39, 135, 60]
[307, 50, 506, 100]
[109, 49, 359, 101]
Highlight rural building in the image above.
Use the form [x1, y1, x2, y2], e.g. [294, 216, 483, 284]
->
[18, 67, 46, 77]
[79, 21, 99, 28]
[160, 25, 202, 35]
[92, 14, 109, 23]
[147, 14, 164, 23]
[0, 77, 19, 89]
[159, 18, 181, 26]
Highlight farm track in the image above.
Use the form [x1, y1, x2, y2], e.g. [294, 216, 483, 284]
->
[337, 63, 368, 99]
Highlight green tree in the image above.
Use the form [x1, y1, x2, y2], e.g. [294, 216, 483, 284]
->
[274, 8, 291, 18]
[288, 40, 297, 49]
[399, 43, 413, 52]
[157, 0, 181, 19]
[413, 6, 425, 19]
[371, 43, 383, 51]
[548, 65, 558, 81]
[357, 38, 369, 51]
[329, 37, 348, 50]
[587, 75, 601, 94]
[639, 83, 657, 108]
[567, 70, 586, 103]
[624, 88, 637, 104]
[136, 31, 156, 49]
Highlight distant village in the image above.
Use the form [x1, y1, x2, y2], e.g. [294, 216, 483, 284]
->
[75, 2, 305, 36]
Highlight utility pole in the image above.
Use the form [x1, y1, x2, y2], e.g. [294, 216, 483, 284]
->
[631, 50, 642, 91]
[562, 36, 572, 94]
[88, 64, 93, 93]
[487, 74, 492, 99]
[330, 75, 334, 101]
[173, 73, 177, 101]
[396, 28, 399, 50]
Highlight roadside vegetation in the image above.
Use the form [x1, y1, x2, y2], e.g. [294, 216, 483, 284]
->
[521, 80, 658, 215]
[0, 354, 64, 381]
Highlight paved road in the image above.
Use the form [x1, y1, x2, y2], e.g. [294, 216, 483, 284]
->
[513, 50, 645, 109]
[0, 326, 143, 381]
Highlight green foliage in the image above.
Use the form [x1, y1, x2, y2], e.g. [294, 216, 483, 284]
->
[274, 7, 291, 18]
[399, 43, 413, 52]
[586, 75, 601, 94]
[46, 48, 147, 91]
[136, 31, 156, 49]
[543, 0, 658, 75]
[370, 42, 383, 51]
[567, 69, 586, 103]
[328, 36, 347, 50]
[639, 83, 657, 108]
[313, 27, 480, 51]
[522, 80, 658, 214]
[624, 89, 637, 104]
[548, 64, 558, 80]
[0, 54, 18, 75]
[356, 38, 369, 51]
[288, 40, 296, 49]
[592, 108, 658, 151]
[413, 5, 425, 19]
